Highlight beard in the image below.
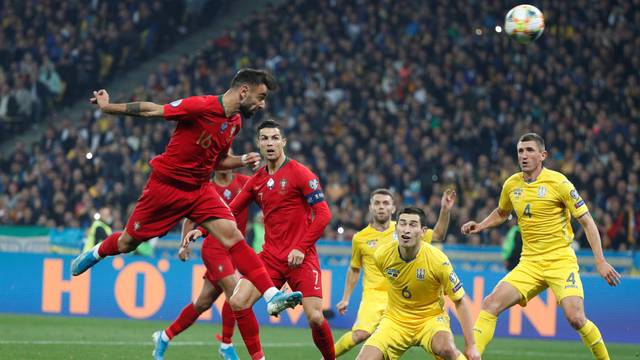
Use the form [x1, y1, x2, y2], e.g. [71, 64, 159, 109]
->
[239, 102, 256, 118]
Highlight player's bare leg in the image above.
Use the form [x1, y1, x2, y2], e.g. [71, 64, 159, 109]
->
[561, 296, 610, 359]
[71, 230, 143, 276]
[229, 279, 265, 360]
[473, 281, 522, 354]
[302, 297, 335, 360]
[356, 345, 384, 360]
[202, 218, 302, 315]
[430, 331, 464, 360]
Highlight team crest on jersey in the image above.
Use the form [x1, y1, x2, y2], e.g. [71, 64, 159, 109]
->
[385, 268, 400, 279]
[134, 221, 141, 231]
[220, 122, 228, 133]
[513, 188, 523, 199]
[393, 233, 398, 241]
[309, 179, 319, 190]
[223, 189, 232, 200]
[366, 240, 377, 248]
[267, 178, 275, 190]
[416, 268, 425, 281]
[537, 186, 547, 198]
[169, 99, 182, 107]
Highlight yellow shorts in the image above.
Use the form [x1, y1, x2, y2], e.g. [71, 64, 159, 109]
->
[353, 289, 388, 334]
[365, 313, 452, 360]
[501, 257, 584, 306]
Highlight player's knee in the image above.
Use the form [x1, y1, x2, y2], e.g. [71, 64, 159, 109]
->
[193, 299, 212, 313]
[217, 228, 244, 248]
[566, 313, 587, 330]
[435, 343, 459, 360]
[117, 234, 139, 253]
[352, 330, 370, 344]
[229, 293, 250, 311]
[306, 310, 325, 327]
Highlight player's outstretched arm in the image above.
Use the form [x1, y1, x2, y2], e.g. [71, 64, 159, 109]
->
[461, 207, 509, 235]
[454, 296, 481, 360]
[215, 152, 261, 171]
[336, 266, 361, 315]
[577, 212, 621, 286]
[90, 89, 164, 117]
[432, 189, 456, 241]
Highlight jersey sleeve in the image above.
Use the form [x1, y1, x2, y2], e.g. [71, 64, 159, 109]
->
[437, 251, 466, 301]
[422, 229, 434, 243]
[163, 96, 211, 121]
[498, 179, 514, 213]
[350, 234, 363, 269]
[559, 179, 589, 218]
[295, 164, 326, 206]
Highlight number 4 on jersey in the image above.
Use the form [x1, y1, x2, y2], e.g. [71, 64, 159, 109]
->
[523, 203, 532, 218]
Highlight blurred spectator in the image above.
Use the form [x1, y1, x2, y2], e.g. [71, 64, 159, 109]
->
[1, 0, 639, 251]
[82, 207, 113, 252]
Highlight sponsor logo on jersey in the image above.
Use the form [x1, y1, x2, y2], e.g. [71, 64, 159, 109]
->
[537, 186, 547, 198]
[575, 199, 585, 208]
[385, 268, 400, 279]
[223, 189, 232, 200]
[513, 188, 523, 199]
[169, 99, 183, 107]
[416, 268, 425, 280]
[309, 179, 319, 190]
[267, 178, 275, 190]
[366, 239, 377, 248]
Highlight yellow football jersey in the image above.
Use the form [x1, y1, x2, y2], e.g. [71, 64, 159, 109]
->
[374, 241, 465, 328]
[351, 222, 434, 291]
[498, 168, 588, 260]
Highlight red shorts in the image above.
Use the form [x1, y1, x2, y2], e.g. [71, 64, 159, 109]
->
[259, 251, 323, 298]
[201, 236, 235, 284]
[125, 173, 235, 241]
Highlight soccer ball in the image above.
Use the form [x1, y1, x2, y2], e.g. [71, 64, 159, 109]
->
[504, 4, 545, 44]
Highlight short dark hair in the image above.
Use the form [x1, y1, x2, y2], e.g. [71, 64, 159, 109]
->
[518, 133, 545, 151]
[231, 68, 278, 91]
[257, 119, 284, 135]
[370, 188, 394, 201]
[397, 207, 426, 227]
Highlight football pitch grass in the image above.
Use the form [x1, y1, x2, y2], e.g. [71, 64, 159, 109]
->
[1, 314, 638, 359]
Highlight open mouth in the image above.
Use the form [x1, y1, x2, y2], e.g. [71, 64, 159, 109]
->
[400, 234, 411, 240]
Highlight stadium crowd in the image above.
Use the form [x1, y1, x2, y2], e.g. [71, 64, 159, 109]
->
[0, 0, 222, 141]
[0, 0, 638, 251]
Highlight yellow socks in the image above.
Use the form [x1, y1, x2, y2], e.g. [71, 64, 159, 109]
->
[473, 310, 497, 354]
[578, 320, 609, 360]
[334, 331, 356, 357]
[455, 353, 467, 360]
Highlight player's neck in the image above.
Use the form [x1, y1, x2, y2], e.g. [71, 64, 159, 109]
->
[266, 155, 287, 174]
[213, 173, 233, 186]
[398, 243, 421, 262]
[523, 166, 544, 183]
[371, 220, 391, 232]
[221, 91, 239, 118]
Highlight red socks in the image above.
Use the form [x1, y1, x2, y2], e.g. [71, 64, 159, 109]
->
[97, 232, 122, 257]
[233, 308, 263, 359]
[311, 319, 335, 360]
[220, 301, 235, 343]
[165, 303, 199, 339]
[228, 241, 273, 294]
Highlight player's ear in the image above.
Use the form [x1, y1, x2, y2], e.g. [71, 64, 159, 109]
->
[239, 84, 250, 100]
[540, 149, 548, 161]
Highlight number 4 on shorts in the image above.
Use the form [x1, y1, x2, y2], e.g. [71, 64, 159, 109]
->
[566, 272, 576, 285]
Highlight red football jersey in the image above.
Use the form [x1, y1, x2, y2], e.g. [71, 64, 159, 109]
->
[212, 173, 250, 235]
[230, 158, 327, 262]
[151, 95, 242, 186]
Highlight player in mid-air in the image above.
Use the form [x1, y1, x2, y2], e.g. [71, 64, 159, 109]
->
[334, 188, 457, 357]
[71, 69, 302, 321]
[357, 207, 480, 360]
[462, 133, 621, 360]
[152, 169, 251, 360]
[184, 120, 335, 360]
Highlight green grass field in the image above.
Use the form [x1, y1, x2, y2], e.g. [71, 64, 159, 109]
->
[0, 314, 638, 359]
